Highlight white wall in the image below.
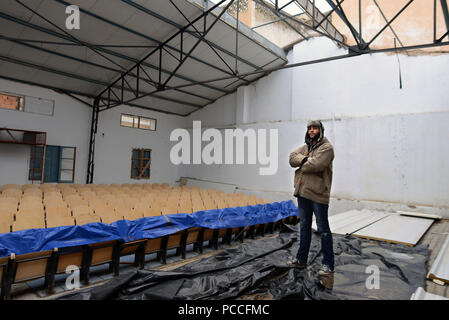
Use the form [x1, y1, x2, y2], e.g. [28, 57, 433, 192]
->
[179, 37, 449, 215]
[93, 104, 186, 186]
[0, 78, 188, 187]
[0, 78, 91, 185]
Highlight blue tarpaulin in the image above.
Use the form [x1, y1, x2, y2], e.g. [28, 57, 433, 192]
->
[0, 200, 298, 258]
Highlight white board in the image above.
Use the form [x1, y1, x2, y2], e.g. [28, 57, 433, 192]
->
[24, 96, 54, 116]
[353, 214, 434, 246]
[397, 211, 442, 220]
[312, 209, 389, 235]
[410, 287, 449, 300]
[427, 234, 449, 284]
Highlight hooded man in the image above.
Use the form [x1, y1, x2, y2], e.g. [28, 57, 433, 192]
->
[288, 120, 335, 276]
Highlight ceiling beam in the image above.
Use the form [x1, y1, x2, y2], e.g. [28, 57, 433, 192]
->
[0, 12, 229, 95]
[0, 55, 204, 109]
[97, 0, 235, 111]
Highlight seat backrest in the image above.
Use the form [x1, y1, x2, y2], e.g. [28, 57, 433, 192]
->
[44, 190, 62, 198]
[92, 204, 112, 215]
[13, 215, 45, 231]
[45, 205, 71, 219]
[18, 202, 44, 213]
[97, 210, 122, 224]
[178, 205, 193, 214]
[80, 190, 96, 198]
[61, 188, 77, 196]
[144, 207, 161, 217]
[1, 189, 22, 199]
[14, 250, 54, 282]
[88, 199, 107, 210]
[162, 206, 178, 215]
[203, 201, 217, 211]
[134, 202, 149, 212]
[123, 209, 143, 221]
[0, 200, 18, 211]
[1, 184, 21, 191]
[67, 198, 88, 208]
[46, 215, 75, 228]
[75, 214, 101, 226]
[20, 196, 43, 205]
[0, 207, 15, 223]
[44, 199, 68, 209]
[71, 205, 94, 217]
[0, 219, 11, 233]
[17, 206, 45, 217]
[23, 188, 42, 197]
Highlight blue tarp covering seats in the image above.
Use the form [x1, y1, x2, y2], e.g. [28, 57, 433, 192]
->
[0, 201, 298, 258]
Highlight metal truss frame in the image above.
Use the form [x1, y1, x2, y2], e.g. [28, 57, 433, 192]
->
[95, 0, 235, 112]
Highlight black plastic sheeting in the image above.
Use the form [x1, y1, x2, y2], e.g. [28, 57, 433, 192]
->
[56, 224, 429, 300]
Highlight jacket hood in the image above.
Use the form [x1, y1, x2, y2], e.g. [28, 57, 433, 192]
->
[305, 120, 325, 146]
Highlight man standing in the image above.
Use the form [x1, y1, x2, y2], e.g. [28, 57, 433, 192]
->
[288, 120, 335, 276]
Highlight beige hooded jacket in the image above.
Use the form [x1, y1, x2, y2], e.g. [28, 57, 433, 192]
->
[289, 122, 334, 205]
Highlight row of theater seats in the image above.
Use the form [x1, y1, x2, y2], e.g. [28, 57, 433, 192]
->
[0, 183, 270, 233]
[0, 183, 294, 300]
[0, 213, 298, 300]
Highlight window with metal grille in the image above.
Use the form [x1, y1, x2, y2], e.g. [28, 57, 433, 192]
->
[0, 92, 24, 111]
[131, 149, 151, 179]
[121, 114, 156, 131]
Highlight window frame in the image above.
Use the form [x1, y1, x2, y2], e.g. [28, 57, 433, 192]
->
[0, 91, 24, 111]
[120, 113, 157, 131]
[28, 145, 76, 183]
[130, 148, 152, 180]
[58, 146, 77, 183]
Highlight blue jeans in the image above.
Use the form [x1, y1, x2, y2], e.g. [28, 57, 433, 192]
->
[295, 196, 334, 270]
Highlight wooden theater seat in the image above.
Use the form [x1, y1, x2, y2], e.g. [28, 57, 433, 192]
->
[0, 197, 19, 206]
[22, 190, 42, 198]
[16, 207, 45, 220]
[46, 215, 75, 228]
[0, 202, 17, 213]
[128, 209, 145, 221]
[1, 184, 21, 191]
[96, 207, 123, 224]
[75, 214, 101, 226]
[12, 215, 45, 232]
[0, 219, 11, 233]
[71, 205, 94, 217]
[19, 197, 43, 206]
[44, 198, 67, 209]
[1, 189, 22, 199]
[66, 197, 88, 208]
[143, 207, 161, 217]
[45, 204, 71, 216]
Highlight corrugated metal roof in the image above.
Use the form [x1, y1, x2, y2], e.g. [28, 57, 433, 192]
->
[0, 0, 287, 116]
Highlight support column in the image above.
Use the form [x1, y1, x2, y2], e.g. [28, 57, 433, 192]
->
[86, 98, 99, 184]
